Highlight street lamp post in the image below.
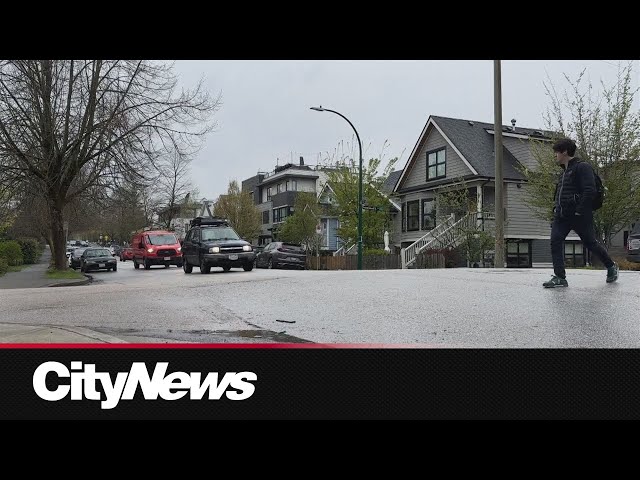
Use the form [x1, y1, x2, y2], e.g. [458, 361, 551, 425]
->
[310, 106, 364, 270]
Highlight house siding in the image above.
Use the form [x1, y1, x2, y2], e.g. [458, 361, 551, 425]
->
[401, 126, 474, 190]
[505, 183, 555, 238]
[241, 175, 263, 205]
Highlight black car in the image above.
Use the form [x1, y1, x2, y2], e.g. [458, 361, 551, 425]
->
[69, 247, 87, 269]
[181, 217, 255, 274]
[255, 242, 307, 270]
[80, 248, 118, 272]
[627, 223, 640, 263]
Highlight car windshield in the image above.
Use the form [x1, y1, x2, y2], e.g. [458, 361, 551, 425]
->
[282, 243, 304, 252]
[85, 249, 111, 257]
[147, 234, 178, 245]
[201, 227, 240, 241]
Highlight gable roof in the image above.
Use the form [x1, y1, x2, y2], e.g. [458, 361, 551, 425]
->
[396, 115, 554, 191]
[383, 170, 402, 194]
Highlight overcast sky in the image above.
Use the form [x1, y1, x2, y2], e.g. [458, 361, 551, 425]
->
[172, 60, 639, 201]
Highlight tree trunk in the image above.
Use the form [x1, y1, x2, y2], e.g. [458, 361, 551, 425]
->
[49, 202, 67, 270]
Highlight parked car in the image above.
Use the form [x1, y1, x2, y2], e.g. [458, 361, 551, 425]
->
[181, 217, 255, 274]
[112, 245, 123, 257]
[627, 223, 640, 263]
[255, 242, 307, 270]
[80, 248, 118, 272]
[69, 247, 87, 269]
[120, 247, 134, 262]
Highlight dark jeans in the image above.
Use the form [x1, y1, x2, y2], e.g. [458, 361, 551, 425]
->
[550, 211, 613, 278]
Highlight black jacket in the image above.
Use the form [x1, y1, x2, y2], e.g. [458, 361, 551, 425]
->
[552, 157, 597, 218]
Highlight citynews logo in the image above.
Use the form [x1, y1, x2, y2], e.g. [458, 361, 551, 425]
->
[33, 361, 257, 410]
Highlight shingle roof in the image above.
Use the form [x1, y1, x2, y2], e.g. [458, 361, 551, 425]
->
[430, 116, 555, 181]
[383, 170, 403, 193]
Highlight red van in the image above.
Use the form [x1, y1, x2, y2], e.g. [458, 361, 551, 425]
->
[131, 230, 183, 269]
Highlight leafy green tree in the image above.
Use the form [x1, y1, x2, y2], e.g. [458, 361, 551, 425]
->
[326, 156, 398, 252]
[278, 192, 321, 251]
[520, 61, 640, 246]
[213, 180, 262, 242]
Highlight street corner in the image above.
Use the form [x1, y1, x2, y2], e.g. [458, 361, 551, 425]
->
[48, 274, 93, 288]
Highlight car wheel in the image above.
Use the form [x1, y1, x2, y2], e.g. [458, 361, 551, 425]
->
[80, 264, 85, 273]
[113, 264, 117, 272]
[243, 262, 254, 272]
[200, 258, 211, 274]
[144, 258, 151, 270]
[183, 261, 193, 274]
[133, 259, 140, 269]
[165, 264, 170, 268]
[223, 266, 231, 272]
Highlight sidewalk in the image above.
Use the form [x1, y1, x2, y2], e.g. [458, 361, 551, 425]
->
[0, 323, 128, 344]
[0, 245, 91, 290]
[0, 246, 112, 343]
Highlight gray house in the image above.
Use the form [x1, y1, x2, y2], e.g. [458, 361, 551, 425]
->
[390, 115, 587, 268]
[241, 157, 338, 248]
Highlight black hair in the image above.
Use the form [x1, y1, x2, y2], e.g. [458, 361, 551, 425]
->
[552, 138, 577, 156]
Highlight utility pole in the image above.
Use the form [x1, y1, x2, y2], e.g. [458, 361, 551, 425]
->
[494, 60, 505, 268]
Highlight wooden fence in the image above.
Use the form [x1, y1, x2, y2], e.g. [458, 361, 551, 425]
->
[306, 254, 401, 270]
[414, 252, 446, 269]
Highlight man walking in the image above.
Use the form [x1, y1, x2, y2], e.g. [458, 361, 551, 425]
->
[543, 138, 618, 288]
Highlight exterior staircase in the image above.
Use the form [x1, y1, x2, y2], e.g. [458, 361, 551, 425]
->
[401, 212, 481, 268]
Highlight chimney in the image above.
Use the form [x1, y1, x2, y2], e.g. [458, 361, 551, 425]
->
[300, 156, 304, 166]
[511, 118, 517, 131]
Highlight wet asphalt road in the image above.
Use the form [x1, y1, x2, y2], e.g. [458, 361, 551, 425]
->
[0, 258, 639, 346]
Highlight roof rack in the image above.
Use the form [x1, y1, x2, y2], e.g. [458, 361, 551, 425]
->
[190, 216, 229, 227]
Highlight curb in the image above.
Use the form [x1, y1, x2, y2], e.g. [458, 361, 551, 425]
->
[48, 274, 93, 288]
[46, 324, 128, 343]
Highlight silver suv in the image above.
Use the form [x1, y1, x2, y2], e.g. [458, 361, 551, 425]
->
[627, 223, 640, 263]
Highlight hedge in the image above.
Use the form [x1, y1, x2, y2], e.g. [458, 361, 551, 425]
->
[0, 241, 23, 266]
[16, 238, 42, 264]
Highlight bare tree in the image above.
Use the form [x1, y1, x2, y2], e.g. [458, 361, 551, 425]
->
[0, 60, 220, 268]
[154, 150, 193, 230]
